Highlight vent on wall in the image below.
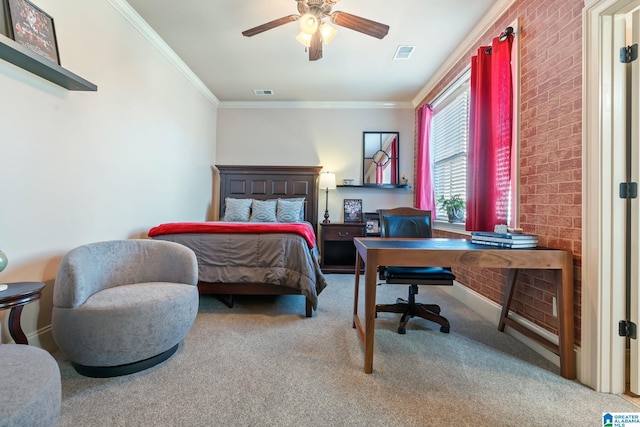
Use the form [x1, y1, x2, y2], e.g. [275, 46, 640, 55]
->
[253, 89, 274, 95]
[393, 45, 415, 60]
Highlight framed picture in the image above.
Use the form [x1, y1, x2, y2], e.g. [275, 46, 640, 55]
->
[363, 212, 380, 235]
[4, 0, 60, 64]
[343, 199, 363, 223]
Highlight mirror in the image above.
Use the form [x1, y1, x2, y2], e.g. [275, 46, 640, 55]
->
[362, 131, 399, 186]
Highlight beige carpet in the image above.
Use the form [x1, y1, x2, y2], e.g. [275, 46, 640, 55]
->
[54, 274, 639, 426]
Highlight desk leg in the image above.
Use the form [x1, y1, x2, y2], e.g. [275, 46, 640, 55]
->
[557, 262, 576, 379]
[8, 306, 28, 345]
[353, 254, 362, 328]
[363, 255, 378, 374]
[497, 265, 576, 380]
[498, 269, 519, 332]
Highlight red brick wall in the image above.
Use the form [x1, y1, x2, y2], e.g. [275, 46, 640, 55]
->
[417, 0, 583, 344]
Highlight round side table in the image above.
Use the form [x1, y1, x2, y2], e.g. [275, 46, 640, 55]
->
[0, 281, 45, 344]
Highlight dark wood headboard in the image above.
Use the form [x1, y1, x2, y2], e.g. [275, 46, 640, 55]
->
[215, 165, 322, 233]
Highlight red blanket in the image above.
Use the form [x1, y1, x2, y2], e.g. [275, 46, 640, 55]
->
[148, 222, 316, 248]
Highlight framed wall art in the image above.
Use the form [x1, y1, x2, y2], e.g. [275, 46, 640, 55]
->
[363, 212, 380, 235]
[4, 0, 60, 64]
[343, 199, 363, 223]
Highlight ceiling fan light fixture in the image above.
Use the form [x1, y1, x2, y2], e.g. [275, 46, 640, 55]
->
[320, 22, 338, 45]
[299, 13, 319, 34]
[296, 31, 312, 48]
[241, 1, 390, 62]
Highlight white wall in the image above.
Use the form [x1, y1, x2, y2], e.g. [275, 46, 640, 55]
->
[0, 0, 218, 346]
[216, 106, 415, 222]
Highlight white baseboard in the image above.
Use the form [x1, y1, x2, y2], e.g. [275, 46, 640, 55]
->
[1, 325, 57, 353]
[29, 326, 57, 353]
[444, 281, 581, 376]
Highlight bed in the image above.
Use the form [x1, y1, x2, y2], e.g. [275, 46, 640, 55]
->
[148, 165, 327, 317]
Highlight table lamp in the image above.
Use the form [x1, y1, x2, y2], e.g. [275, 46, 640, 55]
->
[0, 250, 7, 291]
[319, 172, 336, 223]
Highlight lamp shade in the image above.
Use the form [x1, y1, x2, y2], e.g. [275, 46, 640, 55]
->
[296, 32, 312, 48]
[319, 172, 337, 190]
[320, 22, 338, 44]
[299, 13, 319, 34]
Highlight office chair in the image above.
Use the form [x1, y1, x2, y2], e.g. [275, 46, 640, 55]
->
[376, 207, 455, 334]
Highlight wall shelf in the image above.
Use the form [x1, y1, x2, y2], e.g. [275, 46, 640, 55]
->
[0, 34, 97, 91]
[337, 184, 411, 189]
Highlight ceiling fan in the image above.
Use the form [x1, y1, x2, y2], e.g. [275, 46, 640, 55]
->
[241, 0, 390, 61]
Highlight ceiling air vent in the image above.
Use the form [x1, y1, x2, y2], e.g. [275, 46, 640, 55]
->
[253, 89, 274, 96]
[393, 45, 415, 60]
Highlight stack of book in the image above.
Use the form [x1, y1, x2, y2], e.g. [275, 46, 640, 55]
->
[470, 231, 538, 248]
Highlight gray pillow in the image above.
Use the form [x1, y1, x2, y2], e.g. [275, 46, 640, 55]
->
[250, 199, 277, 222]
[223, 198, 252, 221]
[277, 199, 305, 222]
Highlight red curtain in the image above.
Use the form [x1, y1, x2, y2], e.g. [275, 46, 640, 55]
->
[390, 137, 397, 184]
[466, 35, 513, 231]
[415, 104, 436, 217]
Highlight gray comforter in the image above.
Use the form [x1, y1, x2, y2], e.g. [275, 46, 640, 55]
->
[153, 232, 327, 309]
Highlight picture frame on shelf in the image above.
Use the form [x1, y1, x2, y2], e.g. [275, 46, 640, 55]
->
[364, 212, 380, 235]
[4, 0, 60, 64]
[0, 4, 6, 36]
[343, 199, 363, 223]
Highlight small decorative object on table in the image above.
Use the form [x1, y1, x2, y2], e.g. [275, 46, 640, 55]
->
[343, 198, 363, 222]
[494, 224, 508, 234]
[0, 249, 7, 291]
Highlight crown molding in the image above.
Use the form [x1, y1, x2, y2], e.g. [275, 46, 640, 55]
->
[109, 0, 515, 111]
[218, 101, 413, 109]
[411, 0, 517, 107]
[107, 0, 219, 106]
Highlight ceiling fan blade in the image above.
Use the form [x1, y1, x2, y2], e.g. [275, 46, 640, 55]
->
[309, 29, 323, 61]
[242, 15, 299, 37]
[330, 11, 389, 39]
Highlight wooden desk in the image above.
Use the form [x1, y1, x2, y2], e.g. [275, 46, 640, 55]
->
[0, 282, 45, 344]
[352, 237, 575, 379]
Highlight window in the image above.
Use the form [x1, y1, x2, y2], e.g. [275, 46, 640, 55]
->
[429, 22, 519, 229]
[431, 70, 470, 222]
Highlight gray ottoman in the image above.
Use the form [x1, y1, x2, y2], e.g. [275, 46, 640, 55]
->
[0, 344, 61, 427]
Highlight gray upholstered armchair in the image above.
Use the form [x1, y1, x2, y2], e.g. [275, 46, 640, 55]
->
[52, 239, 199, 377]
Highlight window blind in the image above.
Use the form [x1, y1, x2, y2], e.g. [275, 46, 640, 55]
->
[432, 80, 470, 220]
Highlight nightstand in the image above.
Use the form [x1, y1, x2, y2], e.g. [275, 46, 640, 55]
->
[320, 222, 366, 273]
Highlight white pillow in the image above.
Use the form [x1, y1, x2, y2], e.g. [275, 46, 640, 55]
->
[250, 199, 277, 222]
[223, 198, 252, 221]
[277, 199, 305, 222]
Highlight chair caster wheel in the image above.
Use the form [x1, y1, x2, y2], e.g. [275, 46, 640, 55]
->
[440, 326, 450, 333]
[397, 327, 406, 334]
